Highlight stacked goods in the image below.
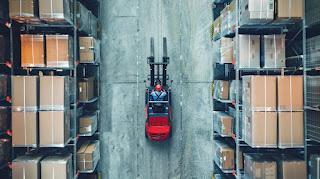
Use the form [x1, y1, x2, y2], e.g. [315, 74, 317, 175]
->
[39, 0, 73, 24]
[276, 0, 303, 19]
[238, 35, 260, 68]
[41, 154, 73, 179]
[20, 35, 45, 67]
[239, 0, 274, 25]
[220, 38, 233, 64]
[79, 112, 98, 135]
[79, 77, 96, 102]
[77, 140, 100, 171]
[212, 16, 221, 39]
[306, 35, 320, 70]
[244, 154, 277, 179]
[77, 3, 98, 37]
[9, 0, 39, 23]
[306, 0, 320, 26]
[213, 111, 233, 137]
[46, 35, 73, 68]
[214, 140, 234, 171]
[274, 155, 306, 179]
[12, 111, 38, 147]
[12, 155, 42, 179]
[79, 37, 100, 63]
[213, 80, 229, 101]
[311, 155, 320, 179]
[263, 35, 286, 68]
[220, 0, 236, 36]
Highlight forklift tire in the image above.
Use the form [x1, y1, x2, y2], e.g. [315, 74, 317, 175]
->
[145, 128, 148, 138]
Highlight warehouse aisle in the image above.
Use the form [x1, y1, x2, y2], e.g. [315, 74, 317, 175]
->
[99, 0, 213, 178]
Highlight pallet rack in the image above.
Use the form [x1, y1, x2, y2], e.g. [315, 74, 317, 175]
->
[212, 0, 305, 178]
[2, 0, 101, 178]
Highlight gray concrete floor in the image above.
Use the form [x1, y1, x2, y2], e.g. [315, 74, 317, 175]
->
[99, 0, 213, 178]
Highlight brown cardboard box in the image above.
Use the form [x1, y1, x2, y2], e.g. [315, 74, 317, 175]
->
[311, 155, 320, 179]
[77, 140, 100, 171]
[9, 0, 38, 22]
[239, 0, 274, 25]
[40, 76, 70, 111]
[277, 0, 303, 18]
[244, 154, 277, 179]
[238, 35, 261, 68]
[12, 111, 38, 147]
[46, 35, 73, 68]
[0, 75, 7, 98]
[243, 111, 277, 148]
[220, 38, 233, 64]
[278, 112, 304, 148]
[12, 155, 42, 179]
[21, 35, 45, 67]
[79, 112, 98, 135]
[263, 35, 286, 68]
[39, 111, 70, 147]
[214, 140, 234, 170]
[39, 0, 72, 23]
[214, 80, 229, 100]
[79, 77, 96, 102]
[12, 76, 38, 111]
[276, 156, 306, 179]
[213, 111, 233, 137]
[221, 0, 236, 36]
[79, 37, 100, 63]
[242, 76, 277, 111]
[213, 16, 221, 39]
[277, 76, 303, 111]
[41, 154, 73, 179]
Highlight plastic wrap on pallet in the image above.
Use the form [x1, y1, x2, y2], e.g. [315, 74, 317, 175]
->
[39, 110, 70, 147]
[12, 155, 43, 179]
[41, 154, 73, 179]
[229, 80, 242, 103]
[12, 76, 38, 111]
[220, 37, 233, 64]
[79, 112, 98, 135]
[0, 107, 8, 131]
[214, 140, 234, 171]
[39, 0, 73, 24]
[311, 155, 320, 179]
[306, 0, 320, 26]
[277, 76, 303, 111]
[213, 111, 233, 137]
[40, 76, 70, 111]
[77, 140, 100, 171]
[278, 112, 304, 148]
[220, 1, 236, 37]
[244, 153, 277, 179]
[307, 110, 320, 143]
[263, 35, 286, 68]
[9, 0, 39, 22]
[12, 111, 38, 147]
[46, 35, 73, 68]
[239, 0, 274, 25]
[306, 76, 320, 109]
[214, 80, 229, 101]
[276, 0, 303, 19]
[306, 35, 320, 69]
[238, 35, 260, 69]
[21, 35, 45, 68]
[79, 37, 100, 63]
[274, 155, 306, 179]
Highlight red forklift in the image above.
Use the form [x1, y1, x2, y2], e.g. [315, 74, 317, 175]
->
[145, 37, 172, 142]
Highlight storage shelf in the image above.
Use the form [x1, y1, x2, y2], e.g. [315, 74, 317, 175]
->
[305, 106, 320, 112]
[214, 98, 233, 104]
[79, 97, 99, 104]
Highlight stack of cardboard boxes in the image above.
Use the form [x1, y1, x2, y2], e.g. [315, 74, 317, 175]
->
[77, 140, 100, 172]
[213, 111, 233, 137]
[220, 0, 236, 36]
[214, 80, 229, 101]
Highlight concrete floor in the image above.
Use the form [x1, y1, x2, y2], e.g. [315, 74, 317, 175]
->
[99, 0, 213, 178]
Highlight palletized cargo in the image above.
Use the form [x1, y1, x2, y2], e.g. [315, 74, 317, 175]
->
[274, 155, 306, 179]
[79, 77, 96, 102]
[79, 37, 100, 63]
[263, 34, 286, 68]
[20, 35, 45, 68]
[277, 76, 303, 111]
[9, 0, 39, 23]
[213, 111, 233, 137]
[239, 0, 274, 25]
[77, 140, 100, 171]
[244, 153, 277, 179]
[276, 0, 303, 19]
[214, 80, 229, 101]
[41, 154, 73, 179]
[220, 37, 233, 64]
[278, 112, 304, 148]
[214, 140, 234, 171]
[12, 111, 38, 147]
[39, 0, 73, 24]
[79, 112, 98, 135]
[12, 155, 42, 179]
[238, 35, 261, 69]
[45, 35, 73, 68]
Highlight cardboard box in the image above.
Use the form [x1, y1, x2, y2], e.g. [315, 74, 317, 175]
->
[238, 35, 261, 68]
[212, 16, 221, 39]
[242, 76, 277, 111]
[278, 112, 304, 148]
[12, 155, 42, 179]
[311, 155, 320, 179]
[0, 75, 7, 99]
[275, 156, 306, 179]
[39, 111, 70, 147]
[40, 76, 70, 111]
[263, 35, 286, 68]
[214, 140, 234, 170]
[46, 35, 73, 68]
[277, 76, 303, 111]
[0, 107, 8, 131]
[243, 111, 277, 148]
[213, 111, 233, 137]
[39, 0, 72, 23]
[79, 112, 98, 135]
[79, 37, 100, 63]
[229, 80, 242, 103]
[12, 76, 38, 111]
[77, 140, 100, 171]
[12, 111, 38, 147]
[9, 0, 39, 22]
[41, 154, 73, 179]
[220, 38, 233, 64]
[277, 0, 303, 18]
[221, 0, 236, 36]
[244, 154, 277, 179]
[21, 35, 45, 67]
[79, 77, 96, 102]
[214, 80, 229, 100]
[239, 0, 274, 25]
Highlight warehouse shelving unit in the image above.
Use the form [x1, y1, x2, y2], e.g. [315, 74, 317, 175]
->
[212, 0, 305, 178]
